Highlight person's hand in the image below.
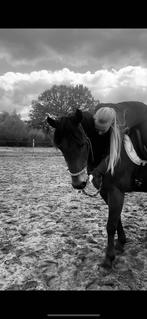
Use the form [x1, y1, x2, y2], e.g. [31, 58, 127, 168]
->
[89, 170, 102, 189]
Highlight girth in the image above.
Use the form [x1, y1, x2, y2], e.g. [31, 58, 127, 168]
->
[134, 128, 147, 161]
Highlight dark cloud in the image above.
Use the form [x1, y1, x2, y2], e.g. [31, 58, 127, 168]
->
[1, 29, 147, 119]
[0, 29, 147, 73]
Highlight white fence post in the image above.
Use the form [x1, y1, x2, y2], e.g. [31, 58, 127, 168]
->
[33, 138, 35, 154]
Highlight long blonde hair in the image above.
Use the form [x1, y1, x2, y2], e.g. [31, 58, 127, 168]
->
[94, 107, 122, 175]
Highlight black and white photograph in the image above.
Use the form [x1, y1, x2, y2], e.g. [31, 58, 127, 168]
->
[0, 28, 146, 317]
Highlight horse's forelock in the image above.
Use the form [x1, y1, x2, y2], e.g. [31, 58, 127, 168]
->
[54, 116, 76, 146]
[54, 111, 95, 147]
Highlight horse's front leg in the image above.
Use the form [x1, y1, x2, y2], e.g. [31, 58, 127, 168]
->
[102, 186, 125, 269]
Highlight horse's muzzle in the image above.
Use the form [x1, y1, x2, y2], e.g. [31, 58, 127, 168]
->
[70, 166, 88, 190]
[72, 180, 87, 189]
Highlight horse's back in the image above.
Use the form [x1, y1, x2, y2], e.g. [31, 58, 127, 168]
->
[97, 101, 147, 128]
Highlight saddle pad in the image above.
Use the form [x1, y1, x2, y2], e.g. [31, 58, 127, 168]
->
[124, 134, 147, 166]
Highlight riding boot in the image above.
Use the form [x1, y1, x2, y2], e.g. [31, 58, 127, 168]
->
[91, 156, 109, 189]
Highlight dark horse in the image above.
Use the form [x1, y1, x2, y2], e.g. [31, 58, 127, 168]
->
[46, 101, 147, 268]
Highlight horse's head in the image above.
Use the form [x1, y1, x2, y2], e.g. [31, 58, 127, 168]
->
[46, 109, 93, 189]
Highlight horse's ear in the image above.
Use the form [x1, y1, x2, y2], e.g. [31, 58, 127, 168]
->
[45, 113, 58, 128]
[74, 108, 83, 125]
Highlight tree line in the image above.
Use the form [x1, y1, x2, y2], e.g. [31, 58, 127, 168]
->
[0, 84, 99, 147]
[0, 111, 52, 147]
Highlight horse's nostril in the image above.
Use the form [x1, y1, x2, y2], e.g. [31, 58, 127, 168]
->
[81, 181, 87, 188]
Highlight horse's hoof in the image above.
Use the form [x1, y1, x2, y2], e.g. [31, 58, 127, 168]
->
[115, 241, 125, 254]
[101, 257, 113, 269]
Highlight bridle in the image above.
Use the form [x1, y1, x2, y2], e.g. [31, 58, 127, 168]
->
[67, 125, 100, 197]
[68, 124, 94, 177]
[68, 166, 87, 177]
[45, 113, 101, 197]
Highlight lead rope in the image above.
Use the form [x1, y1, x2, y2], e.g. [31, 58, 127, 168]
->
[81, 175, 102, 197]
[82, 188, 100, 197]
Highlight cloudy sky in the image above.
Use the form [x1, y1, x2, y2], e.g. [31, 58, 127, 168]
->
[0, 28, 147, 120]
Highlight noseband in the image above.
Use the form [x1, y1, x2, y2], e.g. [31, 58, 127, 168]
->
[68, 125, 94, 177]
[68, 166, 87, 177]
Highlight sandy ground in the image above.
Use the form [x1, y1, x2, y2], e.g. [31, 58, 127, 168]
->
[0, 147, 146, 290]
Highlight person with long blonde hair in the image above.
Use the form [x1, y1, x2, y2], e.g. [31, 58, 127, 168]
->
[90, 102, 147, 189]
[90, 106, 122, 188]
